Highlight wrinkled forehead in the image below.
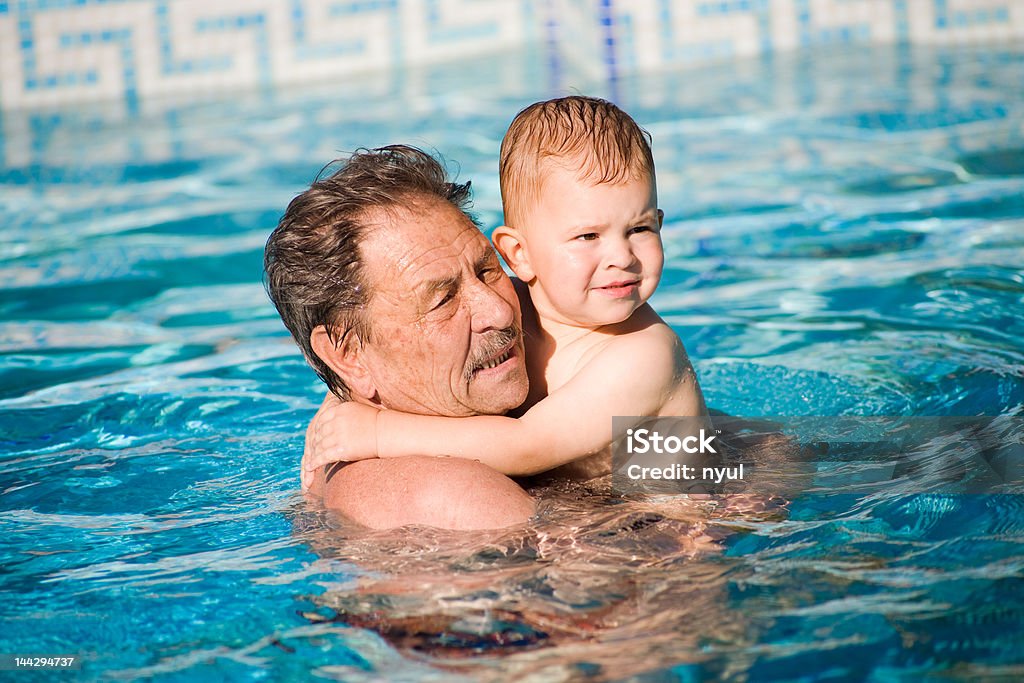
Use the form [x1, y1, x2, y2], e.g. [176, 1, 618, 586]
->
[359, 198, 491, 292]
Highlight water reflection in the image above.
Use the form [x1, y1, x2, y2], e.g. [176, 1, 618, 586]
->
[289, 412, 1023, 677]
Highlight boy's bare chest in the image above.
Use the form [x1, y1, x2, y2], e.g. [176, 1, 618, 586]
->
[533, 333, 613, 394]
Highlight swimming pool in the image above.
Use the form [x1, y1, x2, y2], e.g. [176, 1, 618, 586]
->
[1, 44, 1022, 680]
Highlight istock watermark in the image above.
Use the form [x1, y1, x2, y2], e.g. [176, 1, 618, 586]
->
[625, 427, 718, 455]
[612, 415, 1023, 496]
[621, 425, 744, 487]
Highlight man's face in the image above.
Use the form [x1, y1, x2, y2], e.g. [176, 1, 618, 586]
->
[354, 196, 528, 417]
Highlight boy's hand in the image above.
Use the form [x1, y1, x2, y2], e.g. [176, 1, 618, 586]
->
[301, 397, 380, 491]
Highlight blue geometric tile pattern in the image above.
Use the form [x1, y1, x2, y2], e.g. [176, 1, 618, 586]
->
[0, 0, 1021, 110]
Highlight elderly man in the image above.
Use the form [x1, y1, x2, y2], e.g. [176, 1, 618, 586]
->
[264, 145, 536, 529]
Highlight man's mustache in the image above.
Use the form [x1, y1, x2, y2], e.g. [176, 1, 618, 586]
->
[464, 324, 522, 379]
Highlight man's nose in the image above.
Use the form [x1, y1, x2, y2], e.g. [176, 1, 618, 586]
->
[468, 278, 516, 333]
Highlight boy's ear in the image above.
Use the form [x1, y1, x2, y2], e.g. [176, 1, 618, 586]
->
[657, 209, 664, 228]
[309, 325, 377, 400]
[492, 225, 536, 282]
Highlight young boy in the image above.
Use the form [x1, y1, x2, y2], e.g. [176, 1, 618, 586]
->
[301, 96, 710, 487]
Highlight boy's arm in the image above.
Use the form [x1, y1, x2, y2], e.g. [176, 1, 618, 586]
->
[304, 327, 707, 479]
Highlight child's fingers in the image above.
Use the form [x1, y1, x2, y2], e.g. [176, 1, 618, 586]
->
[303, 450, 325, 475]
[301, 436, 319, 488]
[300, 438, 326, 491]
[299, 453, 340, 493]
[300, 448, 322, 489]
[301, 453, 337, 488]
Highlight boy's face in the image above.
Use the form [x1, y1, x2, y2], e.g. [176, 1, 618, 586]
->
[516, 163, 664, 327]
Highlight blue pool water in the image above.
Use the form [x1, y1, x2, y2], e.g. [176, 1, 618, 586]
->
[1, 45, 1023, 680]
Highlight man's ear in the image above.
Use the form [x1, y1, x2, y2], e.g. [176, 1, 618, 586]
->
[492, 226, 535, 282]
[309, 325, 376, 400]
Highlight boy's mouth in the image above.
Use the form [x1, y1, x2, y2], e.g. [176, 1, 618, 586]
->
[595, 279, 641, 298]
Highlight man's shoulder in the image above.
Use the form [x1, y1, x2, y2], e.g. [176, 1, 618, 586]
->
[314, 456, 535, 530]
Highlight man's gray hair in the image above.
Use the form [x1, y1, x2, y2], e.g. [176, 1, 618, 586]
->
[264, 145, 475, 399]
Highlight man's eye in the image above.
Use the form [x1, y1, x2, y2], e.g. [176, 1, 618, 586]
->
[479, 267, 501, 281]
[432, 292, 455, 310]
[575, 233, 599, 241]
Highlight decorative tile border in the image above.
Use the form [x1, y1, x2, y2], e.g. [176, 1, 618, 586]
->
[0, 0, 535, 109]
[0, 0, 1021, 110]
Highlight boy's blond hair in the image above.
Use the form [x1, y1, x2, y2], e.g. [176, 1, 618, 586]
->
[498, 96, 656, 228]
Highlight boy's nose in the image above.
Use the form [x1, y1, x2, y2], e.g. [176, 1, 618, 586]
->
[604, 236, 638, 270]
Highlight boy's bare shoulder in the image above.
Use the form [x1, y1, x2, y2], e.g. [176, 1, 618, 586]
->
[598, 309, 704, 417]
[607, 305, 685, 353]
[561, 306, 702, 418]
[576, 305, 688, 377]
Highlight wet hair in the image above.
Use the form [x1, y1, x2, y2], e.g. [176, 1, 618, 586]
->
[498, 96, 656, 228]
[264, 145, 474, 399]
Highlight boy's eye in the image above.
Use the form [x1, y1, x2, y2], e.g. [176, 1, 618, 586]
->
[574, 232, 599, 241]
[628, 225, 652, 235]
